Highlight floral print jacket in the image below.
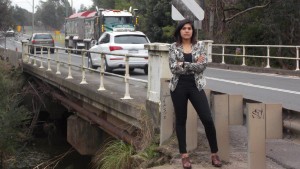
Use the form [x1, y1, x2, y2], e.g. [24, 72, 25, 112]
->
[169, 41, 207, 92]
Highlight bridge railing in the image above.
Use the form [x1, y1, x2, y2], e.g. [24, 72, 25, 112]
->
[22, 42, 148, 99]
[211, 44, 300, 71]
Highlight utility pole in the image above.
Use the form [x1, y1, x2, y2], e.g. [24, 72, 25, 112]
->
[32, 0, 34, 35]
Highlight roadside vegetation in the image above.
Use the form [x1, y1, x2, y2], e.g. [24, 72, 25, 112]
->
[0, 59, 31, 168]
[91, 111, 168, 169]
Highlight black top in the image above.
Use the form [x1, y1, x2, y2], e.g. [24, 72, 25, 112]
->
[180, 53, 194, 81]
[183, 53, 192, 62]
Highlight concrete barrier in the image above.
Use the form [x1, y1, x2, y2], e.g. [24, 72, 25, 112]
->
[159, 78, 174, 145]
[266, 103, 282, 139]
[229, 95, 243, 125]
[212, 94, 230, 162]
[247, 103, 266, 169]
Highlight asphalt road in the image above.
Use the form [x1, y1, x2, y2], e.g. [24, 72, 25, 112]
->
[205, 67, 300, 112]
[2, 34, 300, 112]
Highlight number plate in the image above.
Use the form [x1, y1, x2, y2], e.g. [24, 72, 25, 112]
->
[128, 50, 138, 54]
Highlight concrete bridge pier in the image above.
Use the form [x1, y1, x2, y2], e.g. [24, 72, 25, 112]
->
[67, 115, 109, 155]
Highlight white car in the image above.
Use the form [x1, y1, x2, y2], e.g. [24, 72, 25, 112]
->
[6, 29, 15, 37]
[88, 31, 150, 74]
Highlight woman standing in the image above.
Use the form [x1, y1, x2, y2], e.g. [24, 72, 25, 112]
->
[169, 19, 222, 168]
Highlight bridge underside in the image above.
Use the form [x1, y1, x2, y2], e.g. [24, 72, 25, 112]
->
[22, 63, 151, 154]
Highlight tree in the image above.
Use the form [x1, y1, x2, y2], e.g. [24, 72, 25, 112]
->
[12, 5, 31, 26]
[78, 4, 88, 12]
[92, 0, 115, 9]
[137, 0, 176, 43]
[35, 0, 70, 30]
[0, 0, 14, 30]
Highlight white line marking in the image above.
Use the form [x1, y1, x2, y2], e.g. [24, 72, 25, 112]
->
[206, 76, 300, 95]
[208, 67, 300, 79]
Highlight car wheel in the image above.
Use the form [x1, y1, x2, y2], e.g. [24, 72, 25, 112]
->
[144, 65, 148, 75]
[104, 58, 112, 72]
[50, 48, 54, 54]
[87, 54, 97, 69]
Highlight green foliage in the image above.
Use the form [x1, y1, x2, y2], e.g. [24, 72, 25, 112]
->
[35, 0, 71, 30]
[0, 0, 14, 30]
[0, 61, 30, 155]
[12, 5, 31, 26]
[92, 140, 159, 169]
[92, 0, 115, 9]
[92, 140, 134, 169]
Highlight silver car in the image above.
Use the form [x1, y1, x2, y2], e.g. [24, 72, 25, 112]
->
[28, 33, 55, 54]
[88, 31, 150, 74]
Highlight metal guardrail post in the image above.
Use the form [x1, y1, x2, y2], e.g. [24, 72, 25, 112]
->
[55, 48, 61, 75]
[33, 47, 37, 66]
[265, 46, 270, 68]
[121, 55, 132, 99]
[242, 45, 246, 66]
[296, 47, 299, 71]
[80, 51, 87, 84]
[47, 47, 52, 71]
[39, 47, 44, 69]
[98, 53, 105, 91]
[66, 50, 73, 79]
[221, 45, 225, 64]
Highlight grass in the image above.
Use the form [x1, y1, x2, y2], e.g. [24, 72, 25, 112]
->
[91, 110, 160, 169]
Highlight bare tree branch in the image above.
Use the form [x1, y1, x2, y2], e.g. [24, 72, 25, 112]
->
[225, 1, 271, 22]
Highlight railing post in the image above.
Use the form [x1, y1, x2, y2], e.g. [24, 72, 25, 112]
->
[39, 46, 44, 68]
[121, 55, 132, 99]
[56, 48, 61, 74]
[46, 47, 52, 71]
[80, 50, 88, 84]
[33, 46, 37, 66]
[221, 45, 225, 64]
[21, 40, 29, 63]
[296, 47, 299, 71]
[98, 53, 106, 91]
[202, 40, 214, 62]
[265, 46, 270, 68]
[145, 43, 173, 145]
[242, 45, 246, 66]
[66, 50, 73, 79]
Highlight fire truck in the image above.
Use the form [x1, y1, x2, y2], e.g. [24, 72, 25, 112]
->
[64, 8, 139, 52]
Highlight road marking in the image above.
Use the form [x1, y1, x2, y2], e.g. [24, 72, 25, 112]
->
[206, 76, 300, 95]
[208, 67, 300, 80]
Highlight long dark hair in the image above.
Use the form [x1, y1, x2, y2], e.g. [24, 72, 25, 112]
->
[173, 19, 197, 46]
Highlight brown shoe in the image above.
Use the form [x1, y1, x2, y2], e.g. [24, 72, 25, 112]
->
[211, 154, 222, 167]
[181, 156, 192, 169]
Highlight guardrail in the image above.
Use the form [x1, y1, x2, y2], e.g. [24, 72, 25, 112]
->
[22, 42, 148, 100]
[211, 44, 300, 71]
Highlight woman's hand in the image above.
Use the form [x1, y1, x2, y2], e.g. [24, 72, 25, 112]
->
[197, 55, 206, 63]
[177, 62, 184, 66]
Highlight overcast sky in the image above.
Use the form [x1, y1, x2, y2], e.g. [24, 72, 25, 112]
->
[11, 0, 94, 13]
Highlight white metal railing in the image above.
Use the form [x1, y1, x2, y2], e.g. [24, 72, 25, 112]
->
[211, 44, 300, 71]
[23, 43, 148, 100]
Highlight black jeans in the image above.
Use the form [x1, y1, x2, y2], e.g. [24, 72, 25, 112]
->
[170, 76, 218, 154]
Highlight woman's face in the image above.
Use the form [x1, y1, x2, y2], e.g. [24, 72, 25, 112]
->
[180, 23, 193, 41]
